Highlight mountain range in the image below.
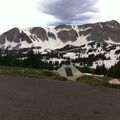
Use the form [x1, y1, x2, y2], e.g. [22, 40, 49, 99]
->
[0, 20, 120, 68]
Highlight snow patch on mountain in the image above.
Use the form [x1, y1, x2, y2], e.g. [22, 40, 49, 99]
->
[105, 38, 120, 45]
[80, 27, 92, 31]
[63, 52, 77, 59]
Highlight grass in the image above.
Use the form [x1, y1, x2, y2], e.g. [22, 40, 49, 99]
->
[77, 75, 120, 89]
[0, 66, 56, 79]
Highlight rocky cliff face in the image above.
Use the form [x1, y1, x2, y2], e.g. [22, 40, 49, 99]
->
[0, 28, 32, 44]
[57, 29, 78, 42]
[30, 27, 48, 41]
[79, 20, 120, 43]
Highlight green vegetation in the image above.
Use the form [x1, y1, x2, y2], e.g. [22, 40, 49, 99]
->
[0, 49, 61, 70]
[0, 66, 56, 79]
[107, 61, 120, 78]
[77, 75, 110, 86]
[77, 75, 120, 89]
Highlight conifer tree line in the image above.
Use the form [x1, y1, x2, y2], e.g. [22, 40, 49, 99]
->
[0, 49, 120, 78]
[0, 49, 60, 70]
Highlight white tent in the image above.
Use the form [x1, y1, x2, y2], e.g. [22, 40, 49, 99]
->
[57, 65, 82, 81]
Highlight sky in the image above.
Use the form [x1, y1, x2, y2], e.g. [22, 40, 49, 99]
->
[0, 0, 120, 33]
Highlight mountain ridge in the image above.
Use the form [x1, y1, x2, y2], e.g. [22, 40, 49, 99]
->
[0, 20, 120, 68]
[0, 20, 120, 50]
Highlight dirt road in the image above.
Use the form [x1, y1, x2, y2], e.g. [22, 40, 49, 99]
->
[0, 75, 120, 120]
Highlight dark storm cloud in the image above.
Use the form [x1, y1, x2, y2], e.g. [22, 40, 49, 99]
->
[37, 0, 99, 25]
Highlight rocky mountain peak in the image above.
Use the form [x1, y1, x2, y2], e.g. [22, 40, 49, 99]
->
[0, 20, 120, 50]
[55, 24, 72, 30]
[104, 20, 120, 26]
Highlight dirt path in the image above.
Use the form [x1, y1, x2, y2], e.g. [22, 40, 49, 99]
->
[0, 75, 120, 120]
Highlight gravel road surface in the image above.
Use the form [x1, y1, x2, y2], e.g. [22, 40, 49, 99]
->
[0, 75, 120, 120]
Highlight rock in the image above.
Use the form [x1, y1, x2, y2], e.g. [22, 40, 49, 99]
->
[108, 79, 120, 85]
[30, 27, 48, 41]
[57, 29, 78, 42]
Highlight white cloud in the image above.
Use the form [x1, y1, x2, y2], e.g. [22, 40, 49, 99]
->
[97, 0, 120, 22]
[81, 0, 120, 24]
[0, 0, 55, 33]
[0, 0, 120, 33]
